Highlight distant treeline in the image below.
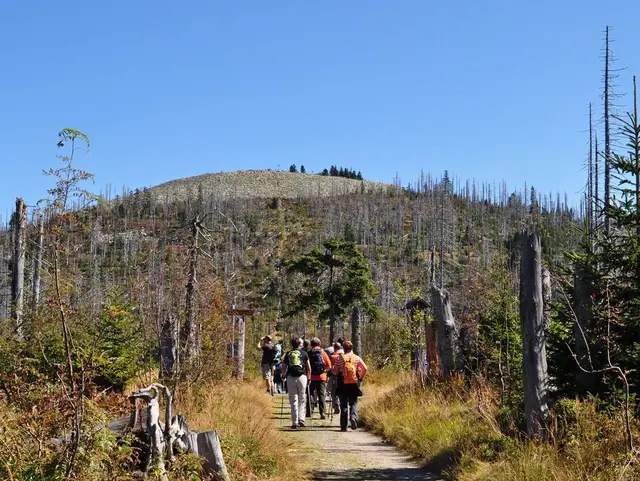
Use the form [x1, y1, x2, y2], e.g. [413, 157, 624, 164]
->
[319, 165, 363, 180]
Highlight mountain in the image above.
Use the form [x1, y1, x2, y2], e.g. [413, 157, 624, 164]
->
[144, 170, 393, 203]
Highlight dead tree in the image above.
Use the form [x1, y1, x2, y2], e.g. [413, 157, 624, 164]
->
[350, 306, 362, 356]
[12, 197, 27, 339]
[519, 232, 549, 437]
[160, 314, 179, 379]
[32, 215, 44, 308]
[403, 298, 428, 373]
[127, 383, 230, 481]
[573, 264, 596, 394]
[181, 214, 202, 367]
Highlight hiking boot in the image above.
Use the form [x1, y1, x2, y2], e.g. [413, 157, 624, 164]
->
[340, 427, 347, 432]
[320, 414, 326, 420]
[298, 420, 306, 428]
[333, 408, 340, 414]
[350, 419, 357, 430]
[291, 423, 298, 429]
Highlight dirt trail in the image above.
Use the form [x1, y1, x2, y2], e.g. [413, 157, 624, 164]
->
[272, 392, 440, 481]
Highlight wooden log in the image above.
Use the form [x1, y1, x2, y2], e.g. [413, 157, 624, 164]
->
[519, 232, 549, 437]
[160, 314, 178, 379]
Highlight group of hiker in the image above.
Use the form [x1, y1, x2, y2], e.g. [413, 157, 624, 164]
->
[257, 335, 368, 432]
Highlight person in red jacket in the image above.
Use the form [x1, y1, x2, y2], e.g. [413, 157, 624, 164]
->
[331, 340, 368, 431]
[308, 337, 332, 419]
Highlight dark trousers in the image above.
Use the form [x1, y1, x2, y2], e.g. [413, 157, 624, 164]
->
[309, 380, 327, 416]
[339, 391, 359, 429]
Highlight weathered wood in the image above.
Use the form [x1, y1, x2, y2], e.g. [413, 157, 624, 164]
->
[31, 215, 44, 308]
[160, 314, 178, 379]
[351, 306, 362, 356]
[196, 431, 231, 481]
[233, 314, 246, 380]
[12, 197, 27, 339]
[519, 232, 549, 437]
[573, 263, 596, 394]
[542, 268, 551, 331]
[181, 215, 201, 364]
[430, 284, 459, 379]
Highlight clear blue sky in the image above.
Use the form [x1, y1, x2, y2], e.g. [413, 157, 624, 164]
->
[2, 1, 639, 218]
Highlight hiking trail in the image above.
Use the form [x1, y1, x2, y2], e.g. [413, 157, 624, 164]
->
[272, 393, 440, 481]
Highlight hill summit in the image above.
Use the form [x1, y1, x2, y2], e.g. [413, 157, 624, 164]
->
[145, 169, 392, 202]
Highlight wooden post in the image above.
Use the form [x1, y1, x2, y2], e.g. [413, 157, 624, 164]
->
[234, 315, 245, 380]
[196, 431, 231, 481]
[351, 306, 362, 356]
[12, 197, 26, 339]
[519, 232, 549, 437]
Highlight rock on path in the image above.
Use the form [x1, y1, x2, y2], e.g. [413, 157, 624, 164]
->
[272, 393, 440, 481]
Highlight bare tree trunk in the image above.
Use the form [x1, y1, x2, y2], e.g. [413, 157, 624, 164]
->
[160, 314, 178, 379]
[573, 264, 596, 394]
[350, 306, 362, 356]
[12, 197, 27, 339]
[192, 431, 231, 481]
[181, 215, 200, 364]
[519, 232, 549, 437]
[430, 283, 458, 379]
[604, 25, 611, 234]
[233, 315, 245, 380]
[32, 215, 44, 308]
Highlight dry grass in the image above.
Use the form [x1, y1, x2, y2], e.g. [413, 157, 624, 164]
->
[179, 380, 308, 481]
[361, 375, 640, 480]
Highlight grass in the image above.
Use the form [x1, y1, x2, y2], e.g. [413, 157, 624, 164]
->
[361, 374, 640, 480]
[179, 380, 308, 481]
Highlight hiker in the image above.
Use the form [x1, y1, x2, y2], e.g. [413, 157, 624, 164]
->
[324, 336, 344, 356]
[258, 335, 277, 394]
[308, 337, 332, 419]
[273, 359, 284, 393]
[332, 340, 368, 431]
[328, 341, 344, 414]
[282, 337, 311, 429]
[302, 338, 313, 417]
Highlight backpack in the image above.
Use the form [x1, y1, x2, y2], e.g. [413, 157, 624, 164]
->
[309, 349, 326, 375]
[273, 344, 282, 363]
[287, 349, 306, 376]
[341, 353, 358, 384]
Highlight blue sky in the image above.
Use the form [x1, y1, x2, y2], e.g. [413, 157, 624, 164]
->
[1, 1, 639, 218]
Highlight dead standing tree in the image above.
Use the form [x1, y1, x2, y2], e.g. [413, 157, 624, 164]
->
[519, 232, 549, 437]
[11, 197, 27, 339]
[430, 248, 459, 379]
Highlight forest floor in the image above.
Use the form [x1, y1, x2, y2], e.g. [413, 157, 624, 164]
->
[272, 391, 440, 481]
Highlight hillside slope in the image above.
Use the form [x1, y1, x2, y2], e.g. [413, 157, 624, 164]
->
[146, 169, 393, 202]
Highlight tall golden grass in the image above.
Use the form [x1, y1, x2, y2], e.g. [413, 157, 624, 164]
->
[179, 381, 308, 481]
[361, 374, 640, 480]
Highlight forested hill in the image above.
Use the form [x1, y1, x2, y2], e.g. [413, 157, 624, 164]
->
[143, 169, 392, 202]
[1, 168, 580, 358]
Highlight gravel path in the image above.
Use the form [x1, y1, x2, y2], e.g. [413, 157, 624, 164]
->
[272, 392, 440, 481]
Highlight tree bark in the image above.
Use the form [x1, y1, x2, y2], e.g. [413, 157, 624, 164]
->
[32, 215, 44, 308]
[519, 232, 549, 437]
[193, 431, 231, 481]
[181, 215, 200, 365]
[430, 284, 458, 379]
[12, 197, 27, 339]
[350, 306, 362, 356]
[573, 264, 596, 394]
[160, 314, 178, 379]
